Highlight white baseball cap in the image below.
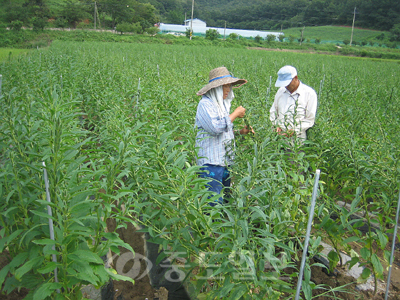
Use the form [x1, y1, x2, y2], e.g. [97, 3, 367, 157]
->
[275, 65, 297, 87]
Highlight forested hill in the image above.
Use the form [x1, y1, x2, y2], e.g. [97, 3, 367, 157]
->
[152, 0, 400, 32]
[0, 0, 399, 35]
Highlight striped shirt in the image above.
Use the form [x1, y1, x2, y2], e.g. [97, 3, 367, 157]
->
[195, 96, 235, 166]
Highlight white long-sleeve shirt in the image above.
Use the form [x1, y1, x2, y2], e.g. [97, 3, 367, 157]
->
[269, 81, 318, 140]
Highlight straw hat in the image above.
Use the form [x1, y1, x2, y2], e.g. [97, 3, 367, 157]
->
[196, 66, 247, 96]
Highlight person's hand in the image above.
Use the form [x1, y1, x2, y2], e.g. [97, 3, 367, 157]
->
[286, 129, 295, 137]
[240, 125, 255, 135]
[276, 127, 294, 137]
[233, 106, 246, 118]
[230, 106, 246, 122]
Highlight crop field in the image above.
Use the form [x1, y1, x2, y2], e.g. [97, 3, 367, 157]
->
[282, 25, 388, 43]
[0, 41, 399, 300]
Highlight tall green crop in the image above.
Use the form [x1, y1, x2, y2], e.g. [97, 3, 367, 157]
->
[0, 41, 399, 299]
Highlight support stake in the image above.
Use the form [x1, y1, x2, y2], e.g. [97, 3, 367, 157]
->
[295, 169, 320, 300]
[384, 188, 400, 300]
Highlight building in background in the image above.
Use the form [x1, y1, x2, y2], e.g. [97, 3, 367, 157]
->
[159, 19, 282, 39]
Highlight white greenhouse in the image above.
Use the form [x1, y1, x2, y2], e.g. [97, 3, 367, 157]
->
[158, 19, 282, 40]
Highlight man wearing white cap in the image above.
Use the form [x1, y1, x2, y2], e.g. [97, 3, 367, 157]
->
[269, 65, 318, 141]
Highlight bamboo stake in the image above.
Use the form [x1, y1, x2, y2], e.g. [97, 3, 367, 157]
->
[295, 169, 321, 300]
[135, 78, 141, 118]
[42, 162, 60, 293]
[384, 188, 400, 300]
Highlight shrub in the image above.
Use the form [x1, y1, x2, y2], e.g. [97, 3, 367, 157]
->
[145, 26, 159, 36]
[206, 29, 219, 40]
[254, 35, 262, 43]
[343, 39, 350, 45]
[266, 34, 276, 43]
[10, 20, 23, 31]
[32, 17, 47, 31]
[185, 28, 191, 38]
[278, 34, 285, 42]
[228, 33, 239, 40]
[116, 22, 142, 34]
[55, 18, 68, 29]
[315, 38, 321, 44]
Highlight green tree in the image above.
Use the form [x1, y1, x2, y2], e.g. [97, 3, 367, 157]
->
[131, 2, 158, 32]
[228, 32, 239, 40]
[278, 34, 285, 42]
[145, 26, 159, 35]
[254, 35, 262, 43]
[116, 21, 132, 34]
[266, 34, 276, 43]
[206, 28, 219, 40]
[32, 16, 46, 31]
[390, 23, 400, 41]
[185, 28, 191, 38]
[55, 17, 68, 29]
[10, 20, 23, 31]
[343, 39, 350, 45]
[62, 0, 89, 28]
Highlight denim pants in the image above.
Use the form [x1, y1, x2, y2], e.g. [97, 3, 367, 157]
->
[199, 164, 231, 206]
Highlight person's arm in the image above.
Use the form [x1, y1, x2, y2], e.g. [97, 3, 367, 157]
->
[196, 99, 233, 135]
[230, 106, 246, 122]
[297, 89, 318, 133]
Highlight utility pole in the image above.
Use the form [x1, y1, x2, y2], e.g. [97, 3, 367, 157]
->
[94, 1, 97, 30]
[190, 0, 194, 40]
[224, 21, 226, 40]
[350, 7, 356, 46]
[300, 26, 305, 45]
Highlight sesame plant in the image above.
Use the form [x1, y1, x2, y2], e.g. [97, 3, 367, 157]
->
[0, 41, 399, 300]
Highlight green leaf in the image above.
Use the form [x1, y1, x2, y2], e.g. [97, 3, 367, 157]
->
[33, 238, 57, 246]
[360, 247, 370, 260]
[342, 236, 360, 244]
[33, 282, 62, 300]
[359, 267, 371, 281]
[377, 231, 388, 249]
[348, 257, 359, 270]
[69, 250, 103, 264]
[36, 262, 58, 274]
[0, 229, 24, 251]
[302, 280, 312, 300]
[371, 254, 384, 278]
[15, 256, 44, 280]
[328, 250, 339, 271]
[0, 264, 10, 286]
[106, 268, 134, 284]
[31, 210, 57, 222]
[228, 284, 247, 300]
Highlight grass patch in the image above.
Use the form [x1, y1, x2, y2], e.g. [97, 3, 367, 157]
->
[0, 48, 30, 62]
[283, 25, 390, 44]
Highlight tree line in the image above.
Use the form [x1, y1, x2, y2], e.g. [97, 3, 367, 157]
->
[0, 0, 159, 34]
[0, 0, 399, 42]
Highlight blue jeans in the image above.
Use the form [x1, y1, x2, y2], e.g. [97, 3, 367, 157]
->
[199, 164, 231, 206]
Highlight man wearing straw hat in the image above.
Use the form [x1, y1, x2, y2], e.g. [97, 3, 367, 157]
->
[195, 66, 253, 207]
[270, 65, 318, 141]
